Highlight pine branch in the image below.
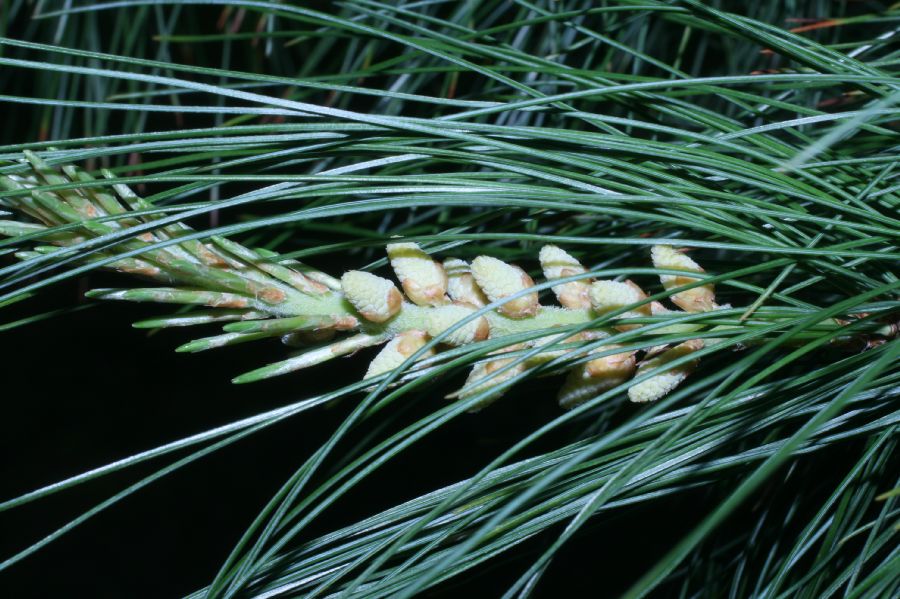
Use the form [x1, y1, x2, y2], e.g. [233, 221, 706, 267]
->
[2, 152, 895, 411]
[1, 2, 898, 596]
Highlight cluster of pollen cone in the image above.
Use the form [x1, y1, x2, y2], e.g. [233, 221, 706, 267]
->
[344, 241, 718, 410]
[0, 153, 721, 409]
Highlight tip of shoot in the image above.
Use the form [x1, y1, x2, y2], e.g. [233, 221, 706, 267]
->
[231, 372, 256, 384]
[175, 340, 204, 353]
[231, 362, 281, 384]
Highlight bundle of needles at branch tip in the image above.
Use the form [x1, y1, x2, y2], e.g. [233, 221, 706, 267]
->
[1, 152, 896, 411]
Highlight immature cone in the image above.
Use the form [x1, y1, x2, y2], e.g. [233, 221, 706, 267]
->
[443, 258, 488, 307]
[584, 346, 637, 379]
[651, 245, 715, 312]
[364, 329, 433, 379]
[651, 301, 674, 316]
[341, 270, 403, 323]
[557, 364, 619, 409]
[645, 301, 676, 357]
[527, 330, 605, 366]
[628, 339, 704, 403]
[470, 256, 539, 319]
[386, 242, 449, 306]
[539, 245, 592, 309]
[455, 345, 528, 411]
[558, 346, 636, 409]
[423, 302, 490, 346]
[589, 280, 651, 330]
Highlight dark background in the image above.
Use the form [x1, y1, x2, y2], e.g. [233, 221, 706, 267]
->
[0, 271, 872, 598]
[0, 279, 708, 597]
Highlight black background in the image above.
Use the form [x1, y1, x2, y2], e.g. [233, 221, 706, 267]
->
[1, 279, 710, 597]
[0, 269, 876, 598]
